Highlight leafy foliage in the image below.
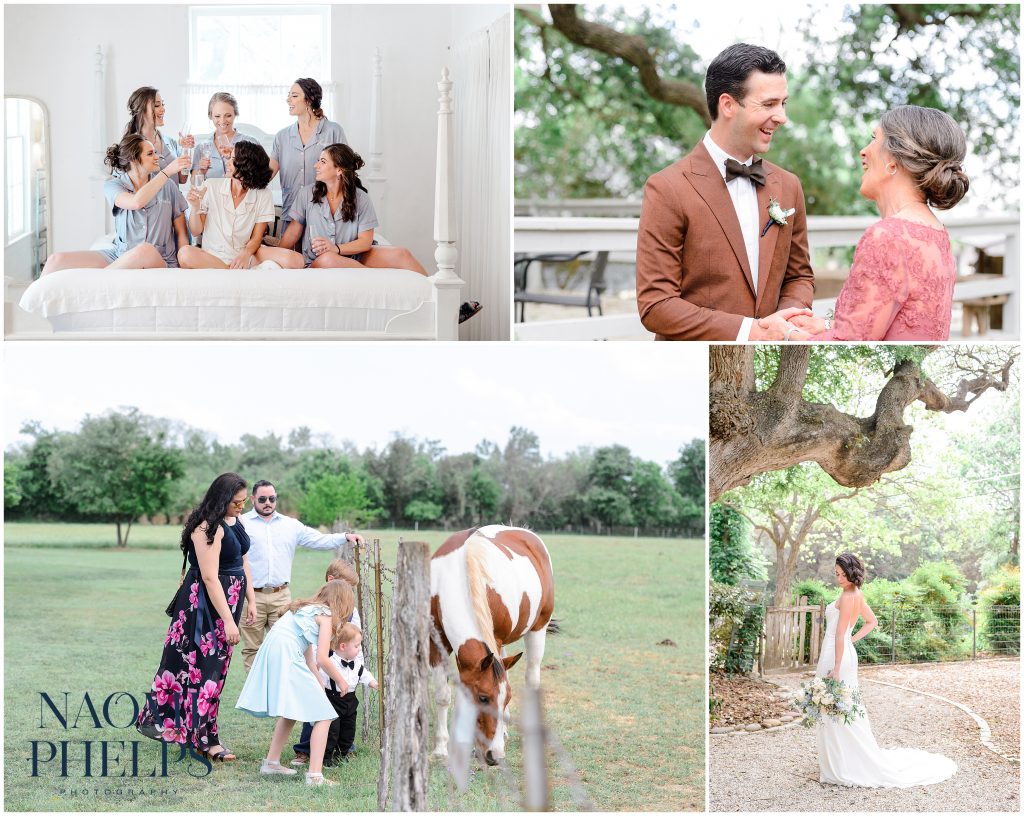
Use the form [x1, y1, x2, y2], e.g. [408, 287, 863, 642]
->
[800, 3, 1020, 204]
[709, 581, 763, 675]
[515, 6, 706, 199]
[709, 503, 766, 585]
[516, 4, 1019, 209]
[790, 577, 831, 607]
[299, 472, 379, 529]
[43, 409, 185, 547]
[979, 565, 1020, 654]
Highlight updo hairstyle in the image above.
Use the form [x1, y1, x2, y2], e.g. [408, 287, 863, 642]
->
[835, 553, 865, 588]
[104, 133, 148, 174]
[880, 105, 969, 210]
[294, 78, 325, 119]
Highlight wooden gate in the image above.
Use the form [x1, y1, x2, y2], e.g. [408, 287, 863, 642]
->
[761, 597, 826, 673]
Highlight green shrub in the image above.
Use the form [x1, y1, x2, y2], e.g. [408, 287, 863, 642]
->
[908, 561, 967, 636]
[979, 565, 1020, 654]
[709, 581, 763, 675]
[791, 578, 831, 607]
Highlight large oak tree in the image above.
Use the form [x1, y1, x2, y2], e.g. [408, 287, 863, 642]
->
[709, 345, 1017, 503]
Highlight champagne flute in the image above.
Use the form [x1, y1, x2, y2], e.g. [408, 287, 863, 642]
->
[178, 119, 193, 161]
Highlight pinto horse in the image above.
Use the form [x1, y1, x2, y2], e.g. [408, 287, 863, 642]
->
[429, 525, 554, 765]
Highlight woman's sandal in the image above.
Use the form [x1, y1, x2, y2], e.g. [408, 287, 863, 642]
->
[305, 772, 338, 787]
[459, 301, 482, 323]
[204, 744, 237, 762]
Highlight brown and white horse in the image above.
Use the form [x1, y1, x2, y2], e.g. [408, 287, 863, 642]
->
[429, 525, 554, 765]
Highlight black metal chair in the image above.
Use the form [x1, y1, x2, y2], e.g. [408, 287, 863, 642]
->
[513, 251, 609, 322]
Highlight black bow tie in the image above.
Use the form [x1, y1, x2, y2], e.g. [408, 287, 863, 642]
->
[724, 157, 766, 187]
[340, 659, 356, 670]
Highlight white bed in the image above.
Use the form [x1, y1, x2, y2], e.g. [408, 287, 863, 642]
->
[15, 60, 463, 340]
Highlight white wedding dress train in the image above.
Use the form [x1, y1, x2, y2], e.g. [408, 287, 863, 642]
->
[815, 600, 957, 787]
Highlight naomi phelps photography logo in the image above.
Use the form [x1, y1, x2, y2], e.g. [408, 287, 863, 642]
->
[30, 690, 213, 784]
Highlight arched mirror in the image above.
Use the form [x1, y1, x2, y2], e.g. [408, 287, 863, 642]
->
[4, 96, 51, 280]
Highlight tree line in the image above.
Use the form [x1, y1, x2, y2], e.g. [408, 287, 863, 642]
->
[4, 408, 705, 547]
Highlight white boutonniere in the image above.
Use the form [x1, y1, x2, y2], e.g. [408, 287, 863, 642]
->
[761, 197, 797, 237]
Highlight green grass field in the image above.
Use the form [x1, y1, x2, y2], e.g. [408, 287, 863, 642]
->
[4, 523, 705, 811]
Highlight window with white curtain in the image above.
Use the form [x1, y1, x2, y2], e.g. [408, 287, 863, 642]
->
[5, 98, 31, 243]
[185, 5, 332, 135]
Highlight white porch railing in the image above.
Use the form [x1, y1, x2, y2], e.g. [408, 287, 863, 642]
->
[514, 213, 1020, 341]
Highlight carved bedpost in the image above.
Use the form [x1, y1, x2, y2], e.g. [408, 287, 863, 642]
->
[92, 46, 108, 228]
[366, 48, 385, 181]
[432, 67, 464, 340]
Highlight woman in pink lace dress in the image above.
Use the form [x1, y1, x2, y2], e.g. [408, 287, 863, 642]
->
[788, 106, 969, 341]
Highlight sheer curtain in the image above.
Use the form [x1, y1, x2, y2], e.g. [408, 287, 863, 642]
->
[451, 13, 510, 341]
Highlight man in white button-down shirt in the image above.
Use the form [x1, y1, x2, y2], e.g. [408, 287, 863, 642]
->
[240, 479, 365, 670]
[636, 43, 815, 340]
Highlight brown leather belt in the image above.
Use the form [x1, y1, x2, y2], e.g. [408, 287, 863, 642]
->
[256, 583, 289, 594]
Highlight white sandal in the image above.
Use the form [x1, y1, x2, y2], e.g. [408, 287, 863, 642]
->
[305, 771, 337, 787]
[260, 759, 297, 775]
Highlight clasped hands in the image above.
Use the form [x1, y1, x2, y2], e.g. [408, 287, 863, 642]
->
[749, 307, 827, 341]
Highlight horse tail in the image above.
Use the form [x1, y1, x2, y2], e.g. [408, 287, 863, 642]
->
[465, 534, 499, 656]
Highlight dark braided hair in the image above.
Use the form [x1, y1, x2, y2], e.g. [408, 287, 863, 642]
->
[295, 78, 325, 120]
[123, 86, 159, 138]
[180, 473, 247, 553]
[311, 143, 366, 223]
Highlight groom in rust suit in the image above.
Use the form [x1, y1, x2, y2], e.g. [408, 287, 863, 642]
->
[636, 43, 815, 340]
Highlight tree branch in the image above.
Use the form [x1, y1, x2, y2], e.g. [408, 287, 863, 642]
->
[710, 348, 1017, 501]
[547, 4, 711, 125]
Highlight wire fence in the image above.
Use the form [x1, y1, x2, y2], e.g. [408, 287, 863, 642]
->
[743, 601, 1021, 674]
[858, 603, 1020, 664]
[352, 538, 393, 750]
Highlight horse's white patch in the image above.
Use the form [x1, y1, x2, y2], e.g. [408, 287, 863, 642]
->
[488, 680, 509, 758]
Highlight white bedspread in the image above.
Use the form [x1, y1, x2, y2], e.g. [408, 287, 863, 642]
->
[18, 266, 435, 334]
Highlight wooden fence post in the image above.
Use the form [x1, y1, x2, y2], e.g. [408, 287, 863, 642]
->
[377, 540, 431, 811]
[520, 685, 550, 811]
[972, 607, 977, 660]
[890, 604, 898, 663]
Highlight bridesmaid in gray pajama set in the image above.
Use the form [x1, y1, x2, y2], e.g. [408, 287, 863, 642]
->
[40, 133, 189, 275]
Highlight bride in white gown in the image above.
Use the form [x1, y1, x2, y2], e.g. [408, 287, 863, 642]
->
[815, 553, 958, 787]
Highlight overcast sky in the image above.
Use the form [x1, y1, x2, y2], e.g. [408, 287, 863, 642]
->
[4, 343, 707, 465]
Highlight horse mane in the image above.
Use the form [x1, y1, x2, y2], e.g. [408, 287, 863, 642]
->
[465, 534, 500, 656]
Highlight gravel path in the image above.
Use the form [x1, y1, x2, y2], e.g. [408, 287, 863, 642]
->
[709, 660, 1020, 812]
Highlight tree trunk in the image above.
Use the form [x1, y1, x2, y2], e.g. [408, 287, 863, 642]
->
[710, 346, 1016, 502]
[115, 520, 133, 549]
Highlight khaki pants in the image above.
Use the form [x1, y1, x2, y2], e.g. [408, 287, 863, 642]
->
[241, 587, 293, 671]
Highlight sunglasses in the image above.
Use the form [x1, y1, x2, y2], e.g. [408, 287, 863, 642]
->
[256, 495, 277, 504]
[230, 498, 248, 508]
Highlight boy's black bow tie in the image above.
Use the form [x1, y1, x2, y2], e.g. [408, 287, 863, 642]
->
[340, 659, 356, 669]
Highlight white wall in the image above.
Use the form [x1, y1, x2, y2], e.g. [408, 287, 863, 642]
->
[4, 234, 33, 280]
[5, 4, 188, 254]
[5, 3, 509, 307]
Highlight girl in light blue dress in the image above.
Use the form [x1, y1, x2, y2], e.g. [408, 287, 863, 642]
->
[236, 580, 355, 786]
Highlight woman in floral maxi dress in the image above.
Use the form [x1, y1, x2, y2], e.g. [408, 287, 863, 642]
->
[137, 473, 257, 761]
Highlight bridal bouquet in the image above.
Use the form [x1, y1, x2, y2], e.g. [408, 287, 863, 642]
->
[794, 677, 865, 727]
